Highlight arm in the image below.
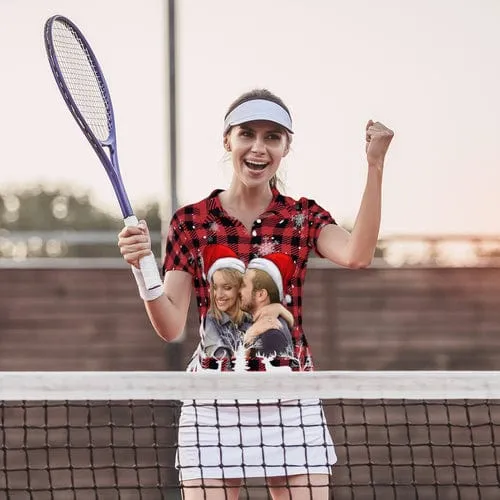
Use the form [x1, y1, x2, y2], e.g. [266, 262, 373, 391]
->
[248, 319, 293, 357]
[244, 316, 281, 347]
[144, 271, 192, 342]
[317, 120, 393, 269]
[256, 328, 289, 357]
[253, 303, 294, 327]
[118, 221, 192, 342]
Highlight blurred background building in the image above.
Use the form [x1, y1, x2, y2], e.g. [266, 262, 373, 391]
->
[1, 0, 500, 372]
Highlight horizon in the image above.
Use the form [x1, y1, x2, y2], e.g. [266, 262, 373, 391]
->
[1, 0, 499, 237]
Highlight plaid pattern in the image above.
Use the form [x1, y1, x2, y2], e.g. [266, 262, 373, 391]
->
[163, 187, 336, 371]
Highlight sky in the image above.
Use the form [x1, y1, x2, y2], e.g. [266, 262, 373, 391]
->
[1, 0, 499, 237]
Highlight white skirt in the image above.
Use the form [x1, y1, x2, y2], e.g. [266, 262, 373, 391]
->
[176, 399, 337, 481]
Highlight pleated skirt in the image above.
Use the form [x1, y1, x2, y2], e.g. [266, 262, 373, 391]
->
[176, 399, 337, 481]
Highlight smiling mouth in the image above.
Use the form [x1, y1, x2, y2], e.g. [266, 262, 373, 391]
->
[244, 160, 269, 171]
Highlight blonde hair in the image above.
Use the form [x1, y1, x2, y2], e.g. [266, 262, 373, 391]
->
[209, 268, 246, 324]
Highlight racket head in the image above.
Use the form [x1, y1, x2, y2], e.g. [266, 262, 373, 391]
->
[44, 15, 135, 218]
[44, 15, 116, 149]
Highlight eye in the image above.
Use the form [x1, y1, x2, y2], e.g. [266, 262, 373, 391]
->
[239, 129, 253, 138]
[267, 133, 282, 141]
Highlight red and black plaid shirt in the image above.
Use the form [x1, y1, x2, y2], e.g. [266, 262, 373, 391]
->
[163, 187, 336, 371]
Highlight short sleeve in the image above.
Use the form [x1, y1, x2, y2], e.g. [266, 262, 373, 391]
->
[306, 199, 336, 256]
[162, 210, 196, 275]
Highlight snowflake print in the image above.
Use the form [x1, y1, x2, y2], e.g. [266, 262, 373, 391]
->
[292, 213, 306, 229]
[254, 236, 278, 256]
[209, 221, 219, 233]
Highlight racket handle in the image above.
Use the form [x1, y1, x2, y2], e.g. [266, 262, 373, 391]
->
[124, 215, 163, 292]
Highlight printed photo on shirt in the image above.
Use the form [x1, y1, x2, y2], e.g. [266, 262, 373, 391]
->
[187, 245, 299, 372]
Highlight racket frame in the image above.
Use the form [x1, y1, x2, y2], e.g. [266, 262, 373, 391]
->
[44, 15, 162, 292]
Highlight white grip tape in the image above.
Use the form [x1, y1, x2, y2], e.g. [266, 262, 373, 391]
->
[123, 215, 163, 292]
[124, 215, 140, 227]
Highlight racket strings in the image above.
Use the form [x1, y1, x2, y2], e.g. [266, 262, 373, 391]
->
[51, 22, 112, 142]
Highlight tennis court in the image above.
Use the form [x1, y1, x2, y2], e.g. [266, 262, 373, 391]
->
[1, 371, 499, 499]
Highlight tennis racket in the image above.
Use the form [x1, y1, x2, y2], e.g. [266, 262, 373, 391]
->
[44, 15, 161, 291]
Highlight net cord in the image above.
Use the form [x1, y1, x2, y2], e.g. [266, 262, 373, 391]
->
[1, 371, 499, 400]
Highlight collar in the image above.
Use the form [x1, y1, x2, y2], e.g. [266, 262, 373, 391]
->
[207, 187, 291, 219]
[218, 311, 233, 325]
[218, 310, 252, 326]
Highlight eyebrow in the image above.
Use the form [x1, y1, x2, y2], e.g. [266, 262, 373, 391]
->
[239, 124, 283, 134]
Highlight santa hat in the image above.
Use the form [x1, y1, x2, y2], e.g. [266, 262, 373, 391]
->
[203, 244, 245, 282]
[247, 253, 295, 303]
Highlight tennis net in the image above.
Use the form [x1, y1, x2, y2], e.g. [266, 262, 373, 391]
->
[1, 371, 499, 499]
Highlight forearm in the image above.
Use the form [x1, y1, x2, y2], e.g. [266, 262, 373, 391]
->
[132, 266, 191, 342]
[256, 303, 294, 327]
[347, 167, 383, 267]
[318, 121, 392, 268]
[144, 294, 189, 342]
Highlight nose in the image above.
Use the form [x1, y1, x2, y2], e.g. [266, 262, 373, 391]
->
[251, 135, 266, 154]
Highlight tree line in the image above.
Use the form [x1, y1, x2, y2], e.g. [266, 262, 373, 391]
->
[0, 186, 162, 258]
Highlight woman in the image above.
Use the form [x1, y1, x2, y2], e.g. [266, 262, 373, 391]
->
[192, 266, 251, 370]
[118, 88, 393, 499]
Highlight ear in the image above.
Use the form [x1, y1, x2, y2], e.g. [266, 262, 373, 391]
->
[282, 136, 291, 157]
[223, 137, 231, 152]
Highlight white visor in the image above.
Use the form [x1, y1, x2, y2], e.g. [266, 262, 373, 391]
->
[223, 99, 293, 135]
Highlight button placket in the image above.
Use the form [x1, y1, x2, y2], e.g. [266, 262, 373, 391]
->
[251, 218, 262, 238]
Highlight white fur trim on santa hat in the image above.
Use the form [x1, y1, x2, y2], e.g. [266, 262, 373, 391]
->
[247, 258, 283, 301]
[207, 257, 245, 283]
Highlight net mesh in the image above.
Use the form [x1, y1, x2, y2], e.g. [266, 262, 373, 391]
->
[50, 19, 112, 141]
[1, 371, 499, 499]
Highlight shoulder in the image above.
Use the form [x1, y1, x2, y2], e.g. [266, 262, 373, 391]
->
[260, 327, 290, 353]
[274, 189, 325, 212]
[277, 191, 335, 225]
[203, 314, 220, 329]
[274, 190, 302, 208]
[278, 317, 292, 336]
[172, 190, 223, 223]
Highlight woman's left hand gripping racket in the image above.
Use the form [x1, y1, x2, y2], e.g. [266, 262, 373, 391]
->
[44, 15, 162, 291]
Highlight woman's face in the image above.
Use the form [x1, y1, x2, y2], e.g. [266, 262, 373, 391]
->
[211, 270, 240, 316]
[225, 121, 289, 189]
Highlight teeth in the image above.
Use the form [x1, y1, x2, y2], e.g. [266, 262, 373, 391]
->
[245, 160, 268, 169]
